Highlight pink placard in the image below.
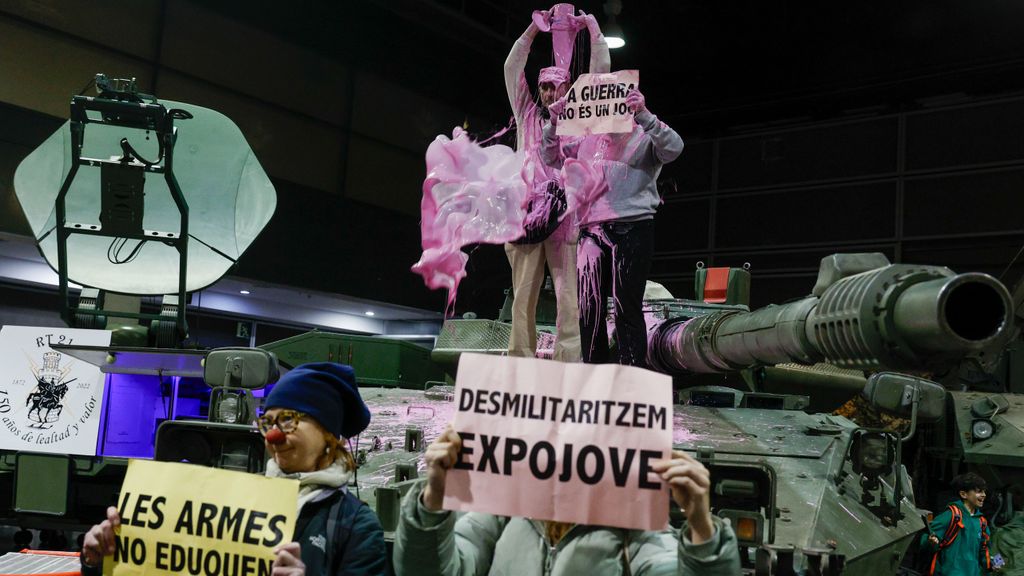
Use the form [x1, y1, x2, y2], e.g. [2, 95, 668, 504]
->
[555, 70, 640, 137]
[443, 353, 672, 531]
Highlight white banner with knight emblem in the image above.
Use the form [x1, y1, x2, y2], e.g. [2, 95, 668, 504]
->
[0, 326, 111, 455]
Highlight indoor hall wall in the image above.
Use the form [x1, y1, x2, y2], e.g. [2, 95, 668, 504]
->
[658, 95, 1024, 308]
[0, 1, 474, 309]
[0, 284, 63, 328]
[0, 282, 360, 350]
[0, 0, 468, 213]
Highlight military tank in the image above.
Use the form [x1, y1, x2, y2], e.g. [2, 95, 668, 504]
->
[639, 253, 1015, 574]
[424, 252, 1015, 575]
[4, 246, 1013, 575]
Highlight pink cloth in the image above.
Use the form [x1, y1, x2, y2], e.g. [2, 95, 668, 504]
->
[411, 128, 528, 311]
[533, 3, 585, 70]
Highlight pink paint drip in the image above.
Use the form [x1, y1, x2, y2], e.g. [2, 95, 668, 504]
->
[562, 128, 645, 227]
[548, 4, 585, 70]
[412, 128, 528, 312]
[609, 240, 623, 330]
[521, 192, 555, 230]
[577, 225, 610, 358]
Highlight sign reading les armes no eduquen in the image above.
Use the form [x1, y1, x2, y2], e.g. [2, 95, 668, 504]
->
[105, 459, 298, 576]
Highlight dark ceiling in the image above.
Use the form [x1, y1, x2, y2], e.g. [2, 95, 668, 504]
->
[196, 0, 1024, 316]
[210, 0, 1024, 134]
[7, 1, 1023, 320]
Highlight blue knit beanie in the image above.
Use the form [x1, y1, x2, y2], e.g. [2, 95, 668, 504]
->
[264, 362, 371, 438]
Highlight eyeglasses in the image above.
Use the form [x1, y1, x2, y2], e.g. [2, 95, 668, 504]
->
[254, 409, 305, 436]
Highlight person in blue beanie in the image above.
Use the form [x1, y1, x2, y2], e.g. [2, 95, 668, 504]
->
[82, 362, 387, 576]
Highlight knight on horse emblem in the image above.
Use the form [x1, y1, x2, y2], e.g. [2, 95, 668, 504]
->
[26, 351, 74, 429]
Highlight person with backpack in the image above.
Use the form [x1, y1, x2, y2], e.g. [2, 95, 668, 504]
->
[82, 363, 387, 576]
[921, 472, 995, 575]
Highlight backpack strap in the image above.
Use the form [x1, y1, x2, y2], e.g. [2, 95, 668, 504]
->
[938, 504, 963, 548]
[929, 505, 964, 576]
[980, 516, 991, 569]
[326, 490, 366, 576]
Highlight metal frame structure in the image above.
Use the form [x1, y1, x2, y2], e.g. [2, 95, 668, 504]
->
[55, 92, 188, 339]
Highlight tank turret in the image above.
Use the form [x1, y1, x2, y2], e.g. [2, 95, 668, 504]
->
[648, 253, 1014, 376]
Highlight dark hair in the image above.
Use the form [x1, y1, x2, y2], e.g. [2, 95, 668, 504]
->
[952, 472, 987, 495]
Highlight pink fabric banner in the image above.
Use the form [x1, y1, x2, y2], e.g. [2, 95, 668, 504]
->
[555, 70, 640, 137]
[443, 353, 672, 531]
[411, 128, 528, 311]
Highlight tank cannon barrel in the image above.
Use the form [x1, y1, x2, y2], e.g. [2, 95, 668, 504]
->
[648, 258, 1014, 374]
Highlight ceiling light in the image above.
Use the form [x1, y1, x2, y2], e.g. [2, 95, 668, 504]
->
[365, 311, 375, 316]
[239, 290, 250, 295]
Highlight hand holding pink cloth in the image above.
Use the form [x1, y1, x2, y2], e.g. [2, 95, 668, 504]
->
[579, 10, 602, 41]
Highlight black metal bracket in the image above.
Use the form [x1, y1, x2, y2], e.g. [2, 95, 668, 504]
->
[56, 87, 190, 342]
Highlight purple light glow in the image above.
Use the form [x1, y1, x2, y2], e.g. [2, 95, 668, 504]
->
[96, 373, 208, 458]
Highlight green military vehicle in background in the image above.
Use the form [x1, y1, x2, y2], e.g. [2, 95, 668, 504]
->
[418, 252, 1021, 575]
[2, 251, 1016, 576]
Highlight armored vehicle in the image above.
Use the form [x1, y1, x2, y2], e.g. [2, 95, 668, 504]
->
[427, 252, 1016, 575]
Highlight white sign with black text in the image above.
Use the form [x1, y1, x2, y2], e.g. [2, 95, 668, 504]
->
[0, 326, 111, 455]
[555, 70, 640, 137]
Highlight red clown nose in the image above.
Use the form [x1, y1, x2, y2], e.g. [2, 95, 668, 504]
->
[265, 428, 286, 445]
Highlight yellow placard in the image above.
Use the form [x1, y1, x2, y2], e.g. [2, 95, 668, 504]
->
[103, 459, 298, 576]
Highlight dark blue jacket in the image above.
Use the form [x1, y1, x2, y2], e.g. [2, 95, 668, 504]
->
[295, 487, 387, 576]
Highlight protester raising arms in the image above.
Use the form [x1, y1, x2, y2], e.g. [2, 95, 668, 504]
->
[393, 425, 741, 575]
[502, 8, 609, 363]
[82, 363, 387, 576]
